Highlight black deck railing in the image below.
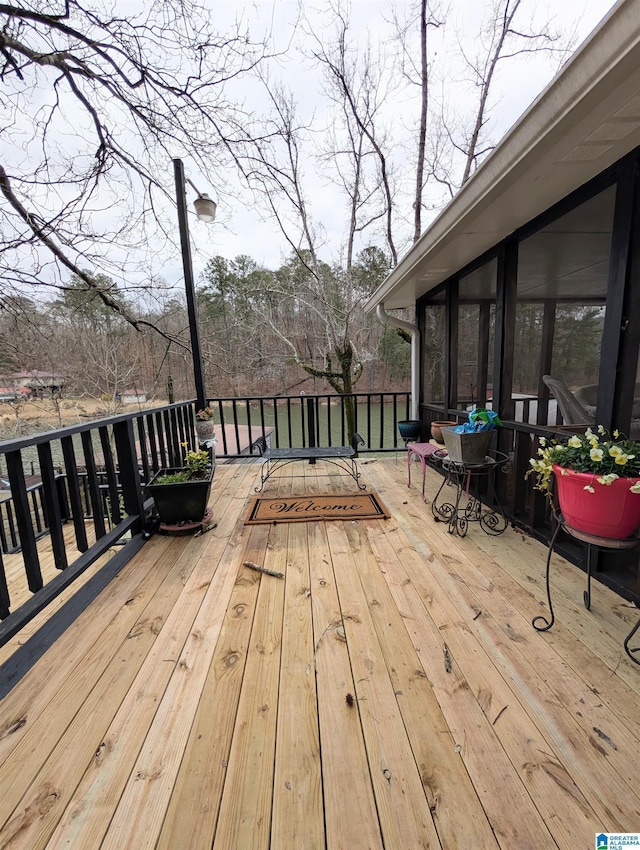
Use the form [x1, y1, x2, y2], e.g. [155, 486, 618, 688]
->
[210, 391, 413, 457]
[2, 389, 611, 647]
[0, 400, 197, 645]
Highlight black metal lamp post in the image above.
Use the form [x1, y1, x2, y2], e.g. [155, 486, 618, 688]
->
[173, 158, 217, 411]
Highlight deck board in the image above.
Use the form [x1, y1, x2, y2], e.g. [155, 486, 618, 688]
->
[0, 454, 639, 849]
[308, 519, 383, 850]
[270, 521, 324, 850]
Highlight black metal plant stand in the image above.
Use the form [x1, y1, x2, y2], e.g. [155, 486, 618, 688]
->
[431, 450, 510, 537]
[532, 514, 640, 666]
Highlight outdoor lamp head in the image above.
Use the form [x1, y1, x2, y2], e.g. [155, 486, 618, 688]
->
[193, 193, 216, 223]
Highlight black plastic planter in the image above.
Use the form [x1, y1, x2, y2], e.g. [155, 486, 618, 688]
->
[147, 467, 214, 524]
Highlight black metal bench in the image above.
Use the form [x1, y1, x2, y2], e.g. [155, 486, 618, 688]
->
[254, 433, 366, 492]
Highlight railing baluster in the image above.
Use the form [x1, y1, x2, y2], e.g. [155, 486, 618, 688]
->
[218, 403, 229, 455]
[37, 442, 68, 571]
[146, 414, 159, 474]
[6, 450, 42, 592]
[259, 399, 266, 446]
[0, 549, 10, 619]
[136, 416, 151, 484]
[245, 399, 252, 455]
[0, 502, 9, 554]
[271, 398, 279, 450]
[155, 411, 167, 468]
[81, 431, 107, 539]
[61, 435, 88, 552]
[232, 399, 241, 454]
[6, 501, 17, 550]
[99, 426, 121, 526]
[164, 409, 179, 467]
[186, 406, 196, 451]
[30, 490, 43, 534]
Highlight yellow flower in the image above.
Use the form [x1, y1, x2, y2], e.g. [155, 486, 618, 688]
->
[583, 484, 595, 493]
[597, 473, 618, 485]
[630, 481, 640, 494]
[527, 425, 640, 495]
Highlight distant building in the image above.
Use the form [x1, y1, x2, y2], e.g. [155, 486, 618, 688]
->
[121, 389, 147, 404]
[10, 371, 65, 398]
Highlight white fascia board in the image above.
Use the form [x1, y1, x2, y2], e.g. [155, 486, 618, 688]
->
[365, 0, 640, 313]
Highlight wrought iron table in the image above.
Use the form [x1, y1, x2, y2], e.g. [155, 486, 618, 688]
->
[532, 516, 640, 666]
[431, 450, 510, 537]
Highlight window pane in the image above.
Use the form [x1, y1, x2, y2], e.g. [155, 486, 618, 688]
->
[458, 258, 497, 411]
[516, 185, 615, 425]
[422, 304, 446, 405]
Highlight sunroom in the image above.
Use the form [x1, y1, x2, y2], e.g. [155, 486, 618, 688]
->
[366, 0, 640, 603]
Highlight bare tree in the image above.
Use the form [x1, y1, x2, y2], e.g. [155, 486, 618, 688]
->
[391, 0, 445, 243]
[0, 0, 271, 333]
[309, 7, 399, 266]
[234, 4, 398, 427]
[200, 248, 389, 438]
[442, 0, 574, 189]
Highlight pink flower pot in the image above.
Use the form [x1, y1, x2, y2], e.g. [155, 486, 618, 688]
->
[553, 464, 640, 539]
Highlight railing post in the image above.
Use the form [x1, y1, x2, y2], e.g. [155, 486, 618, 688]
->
[306, 396, 316, 464]
[114, 420, 145, 531]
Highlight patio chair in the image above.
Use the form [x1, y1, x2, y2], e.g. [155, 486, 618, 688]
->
[542, 375, 595, 427]
[572, 381, 640, 439]
[576, 382, 640, 419]
[573, 384, 598, 418]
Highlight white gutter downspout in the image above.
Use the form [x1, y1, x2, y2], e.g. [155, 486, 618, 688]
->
[376, 304, 420, 421]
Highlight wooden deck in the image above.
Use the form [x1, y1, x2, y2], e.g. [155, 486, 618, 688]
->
[0, 455, 639, 849]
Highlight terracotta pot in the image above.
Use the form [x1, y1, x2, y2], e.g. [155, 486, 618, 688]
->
[553, 464, 640, 539]
[430, 420, 458, 444]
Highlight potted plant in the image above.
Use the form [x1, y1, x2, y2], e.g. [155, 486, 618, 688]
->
[441, 408, 502, 463]
[528, 426, 640, 539]
[194, 405, 216, 445]
[147, 444, 214, 525]
[430, 420, 458, 444]
[398, 419, 422, 443]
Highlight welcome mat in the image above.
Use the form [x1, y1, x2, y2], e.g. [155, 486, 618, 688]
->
[245, 492, 390, 524]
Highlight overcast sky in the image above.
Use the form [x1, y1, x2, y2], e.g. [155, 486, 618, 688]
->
[3, 0, 618, 303]
[180, 0, 618, 282]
